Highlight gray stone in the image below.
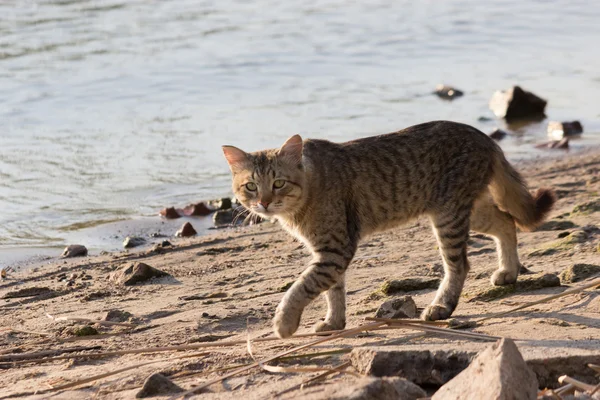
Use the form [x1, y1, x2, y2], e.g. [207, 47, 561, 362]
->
[434, 84, 463, 100]
[489, 86, 547, 120]
[110, 263, 169, 286]
[547, 120, 583, 140]
[103, 309, 133, 322]
[431, 339, 537, 400]
[489, 128, 508, 140]
[375, 296, 417, 319]
[136, 373, 183, 398]
[123, 236, 146, 249]
[213, 209, 235, 226]
[299, 377, 426, 400]
[61, 244, 88, 258]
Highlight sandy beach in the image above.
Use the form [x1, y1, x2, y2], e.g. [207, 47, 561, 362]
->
[1, 148, 600, 399]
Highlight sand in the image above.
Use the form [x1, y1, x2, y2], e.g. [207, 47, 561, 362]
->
[1, 149, 600, 399]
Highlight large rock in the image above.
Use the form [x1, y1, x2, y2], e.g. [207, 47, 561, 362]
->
[559, 264, 600, 284]
[431, 339, 537, 400]
[136, 373, 183, 398]
[375, 296, 417, 319]
[61, 244, 88, 258]
[489, 86, 547, 120]
[175, 222, 197, 237]
[110, 263, 170, 286]
[299, 377, 426, 400]
[547, 120, 583, 140]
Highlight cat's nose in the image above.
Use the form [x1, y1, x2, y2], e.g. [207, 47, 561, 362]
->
[259, 201, 271, 210]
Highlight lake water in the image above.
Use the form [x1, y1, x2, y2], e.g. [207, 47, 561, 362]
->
[1, 0, 599, 262]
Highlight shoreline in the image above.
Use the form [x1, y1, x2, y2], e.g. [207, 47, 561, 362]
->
[1, 147, 599, 398]
[3, 143, 600, 272]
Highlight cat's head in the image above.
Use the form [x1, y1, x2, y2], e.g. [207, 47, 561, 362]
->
[222, 135, 306, 218]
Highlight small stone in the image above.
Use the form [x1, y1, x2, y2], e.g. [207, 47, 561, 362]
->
[123, 236, 146, 249]
[69, 273, 78, 280]
[61, 244, 88, 258]
[434, 84, 464, 100]
[559, 264, 600, 284]
[431, 339, 538, 400]
[104, 309, 133, 322]
[466, 273, 560, 302]
[375, 296, 417, 319]
[175, 222, 197, 237]
[73, 325, 98, 337]
[110, 263, 170, 286]
[151, 240, 173, 253]
[538, 220, 577, 231]
[379, 277, 441, 295]
[213, 209, 235, 226]
[488, 128, 508, 140]
[547, 120, 583, 140]
[572, 200, 600, 215]
[489, 85, 547, 120]
[208, 197, 233, 211]
[136, 373, 183, 398]
[82, 275, 92, 281]
[159, 207, 181, 219]
[310, 377, 426, 400]
[182, 202, 212, 216]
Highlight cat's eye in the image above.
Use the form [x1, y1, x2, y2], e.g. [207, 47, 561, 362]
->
[245, 182, 257, 191]
[273, 179, 285, 189]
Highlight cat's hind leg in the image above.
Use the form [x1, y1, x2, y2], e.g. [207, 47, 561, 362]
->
[423, 206, 471, 321]
[470, 192, 520, 286]
[314, 277, 346, 333]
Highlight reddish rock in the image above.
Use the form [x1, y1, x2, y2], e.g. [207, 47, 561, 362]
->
[176, 222, 197, 237]
[547, 120, 583, 140]
[110, 263, 170, 286]
[182, 202, 211, 216]
[489, 86, 547, 120]
[159, 207, 181, 219]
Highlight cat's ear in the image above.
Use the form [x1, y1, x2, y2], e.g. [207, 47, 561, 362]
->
[278, 134, 303, 164]
[222, 145, 250, 171]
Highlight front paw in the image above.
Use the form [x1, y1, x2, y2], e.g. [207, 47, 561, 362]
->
[491, 269, 518, 286]
[421, 304, 453, 321]
[273, 306, 301, 338]
[313, 319, 345, 334]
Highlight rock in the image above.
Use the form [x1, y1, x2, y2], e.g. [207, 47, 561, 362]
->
[159, 207, 181, 219]
[136, 373, 183, 398]
[547, 120, 583, 140]
[379, 277, 441, 295]
[182, 202, 212, 216]
[559, 264, 600, 284]
[489, 86, 547, 120]
[151, 240, 172, 253]
[208, 197, 233, 211]
[535, 138, 569, 149]
[434, 84, 463, 100]
[489, 128, 508, 140]
[431, 339, 538, 400]
[2, 287, 56, 299]
[375, 296, 417, 319]
[175, 222, 197, 237]
[103, 309, 133, 322]
[213, 209, 235, 226]
[302, 377, 426, 400]
[538, 220, 577, 231]
[61, 244, 88, 258]
[466, 273, 560, 302]
[110, 263, 170, 286]
[572, 200, 600, 215]
[123, 236, 146, 249]
[72, 325, 99, 337]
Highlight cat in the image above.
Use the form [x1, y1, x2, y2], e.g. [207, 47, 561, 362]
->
[222, 120, 555, 338]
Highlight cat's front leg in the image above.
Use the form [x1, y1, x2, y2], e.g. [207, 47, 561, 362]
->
[273, 254, 350, 338]
[313, 278, 346, 333]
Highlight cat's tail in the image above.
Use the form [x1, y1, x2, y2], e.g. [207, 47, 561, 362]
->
[488, 152, 556, 232]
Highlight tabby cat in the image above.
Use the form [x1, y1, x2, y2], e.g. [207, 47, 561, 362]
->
[222, 121, 555, 338]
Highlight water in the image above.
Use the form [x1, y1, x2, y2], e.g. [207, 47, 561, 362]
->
[1, 0, 599, 257]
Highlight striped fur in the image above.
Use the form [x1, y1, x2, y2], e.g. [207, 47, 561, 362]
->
[222, 121, 555, 338]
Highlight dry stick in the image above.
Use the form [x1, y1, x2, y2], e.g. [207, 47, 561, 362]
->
[167, 321, 388, 400]
[46, 313, 137, 328]
[588, 363, 600, 373]
[0, 345, 102, 362]
[558, 375, 597, 392]
[477, 276, 600, 324]
[274, 361, 352, 398]
[3, 327, 51, 337]
[555, 384, 575, 396]
[366, 318, 502, 342]
[7, 324, 393, 366]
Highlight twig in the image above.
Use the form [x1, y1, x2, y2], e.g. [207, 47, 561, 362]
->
[477, 276, 600, 324]
[558, 375, 597, 392]
[555, 383, 575, 396]
[366, 318, 502, 342]
[2, 327, 51, 337]
[46, 313, 137, 328]
[588, 363, 600, 373]
[0, 345, 102, 362]
[167, 321, 387, 400]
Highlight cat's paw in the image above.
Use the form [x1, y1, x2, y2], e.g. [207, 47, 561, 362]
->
[491, 269, 518, 286]
[273, 307, 301, 338]
[313, 319, 345, 335]
[421, 304, 453, 321]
